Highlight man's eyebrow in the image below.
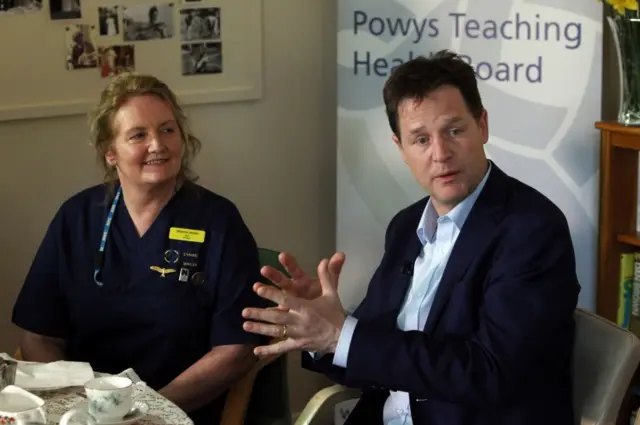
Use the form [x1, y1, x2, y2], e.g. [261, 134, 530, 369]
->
[443, 116, 464, 126]
[408, 125, 427, 135]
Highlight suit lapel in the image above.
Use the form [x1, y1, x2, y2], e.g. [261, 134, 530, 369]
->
[423, 164, 508, 334]
[385, 199, 426, 315]
[388, 234, 422, 313]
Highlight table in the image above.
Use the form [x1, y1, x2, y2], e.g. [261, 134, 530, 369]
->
[33, 368, 193, 425]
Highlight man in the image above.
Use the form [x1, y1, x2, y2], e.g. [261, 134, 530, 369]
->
[242, 50, 580, 425]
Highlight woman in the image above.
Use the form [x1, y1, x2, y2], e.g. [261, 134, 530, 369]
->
[11, 73, 267, 425]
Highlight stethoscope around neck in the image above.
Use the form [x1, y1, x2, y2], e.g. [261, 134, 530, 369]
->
[93, 182, 182, 286]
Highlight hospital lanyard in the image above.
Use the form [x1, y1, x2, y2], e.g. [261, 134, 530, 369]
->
[93, 183, 181, 286]
[93, 185, 122, 286]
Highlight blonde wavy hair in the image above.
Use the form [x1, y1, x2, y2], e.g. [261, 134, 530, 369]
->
[88, 73, 201, 189]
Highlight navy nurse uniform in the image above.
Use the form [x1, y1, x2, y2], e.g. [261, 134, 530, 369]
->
[12, 181, 267, 425]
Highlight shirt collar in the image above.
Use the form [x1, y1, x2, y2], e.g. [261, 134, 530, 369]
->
[417, 161, 492, 246]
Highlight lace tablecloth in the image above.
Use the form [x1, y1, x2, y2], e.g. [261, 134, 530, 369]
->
[33, 368, 194, 425]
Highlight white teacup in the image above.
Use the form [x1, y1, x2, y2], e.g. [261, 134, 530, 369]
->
[60, 376, 146, 424]
[0, 385, 47, 425]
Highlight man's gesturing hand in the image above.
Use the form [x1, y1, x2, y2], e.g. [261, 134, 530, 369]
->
[261, 252, 345, 301]
[242, 254, 347, 356]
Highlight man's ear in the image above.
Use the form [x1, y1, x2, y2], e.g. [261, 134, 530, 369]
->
[392, 134, 402, 149]
[479, 109, 489, 144]
[392, 135, 409, 164]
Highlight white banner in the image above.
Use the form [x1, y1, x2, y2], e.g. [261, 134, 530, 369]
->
[336, 0, 602, 312]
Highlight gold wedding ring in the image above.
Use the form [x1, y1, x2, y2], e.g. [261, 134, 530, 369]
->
[281, 325, 288, 339]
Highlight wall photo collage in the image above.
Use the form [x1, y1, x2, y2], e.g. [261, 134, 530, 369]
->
[0, 0, 223, 78]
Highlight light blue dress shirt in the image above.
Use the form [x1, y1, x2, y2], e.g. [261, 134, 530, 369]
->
[332, 163, 492, 425]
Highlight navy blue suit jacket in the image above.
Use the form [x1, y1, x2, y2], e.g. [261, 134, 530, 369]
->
[303, 163, 580, 425]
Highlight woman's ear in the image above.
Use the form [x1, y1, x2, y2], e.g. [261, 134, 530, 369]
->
[105, 150, 116, 166]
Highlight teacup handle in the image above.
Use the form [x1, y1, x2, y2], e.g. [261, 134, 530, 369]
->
[59, 407, 97, 425]
[133, 380, 147, 395]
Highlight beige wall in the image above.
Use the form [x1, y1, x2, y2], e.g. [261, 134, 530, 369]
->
[0, 0, 334, 413]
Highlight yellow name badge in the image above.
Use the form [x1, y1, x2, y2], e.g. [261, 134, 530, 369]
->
[169, 227, 206, 243]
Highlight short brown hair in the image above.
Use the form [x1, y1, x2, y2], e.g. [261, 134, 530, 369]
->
[382, 50, 484, 138]
[88, 73, 201, 187]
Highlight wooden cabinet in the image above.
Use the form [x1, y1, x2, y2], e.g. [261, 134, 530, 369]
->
[595, 121, 640, 425]
[596, 121, 640, 322]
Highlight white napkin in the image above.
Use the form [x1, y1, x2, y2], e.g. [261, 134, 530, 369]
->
[0, 353, 94, 390]
[115, 368, 142, 384]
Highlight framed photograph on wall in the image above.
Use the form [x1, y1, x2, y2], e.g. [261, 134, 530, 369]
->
[122, 3, 174, 41]
[0, 0, 42, 14]
[50, 0, 81, 20]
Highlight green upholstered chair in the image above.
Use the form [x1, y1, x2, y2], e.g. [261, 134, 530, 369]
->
[221, 248, 292, 425]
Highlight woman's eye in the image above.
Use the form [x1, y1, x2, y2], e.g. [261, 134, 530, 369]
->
[131, 132, 145, 140]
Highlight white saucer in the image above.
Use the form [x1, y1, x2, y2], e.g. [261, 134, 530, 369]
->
[71, 400, 149, 424]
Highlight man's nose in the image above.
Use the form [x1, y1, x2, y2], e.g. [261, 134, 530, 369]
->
[431, 137, 452, 162]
